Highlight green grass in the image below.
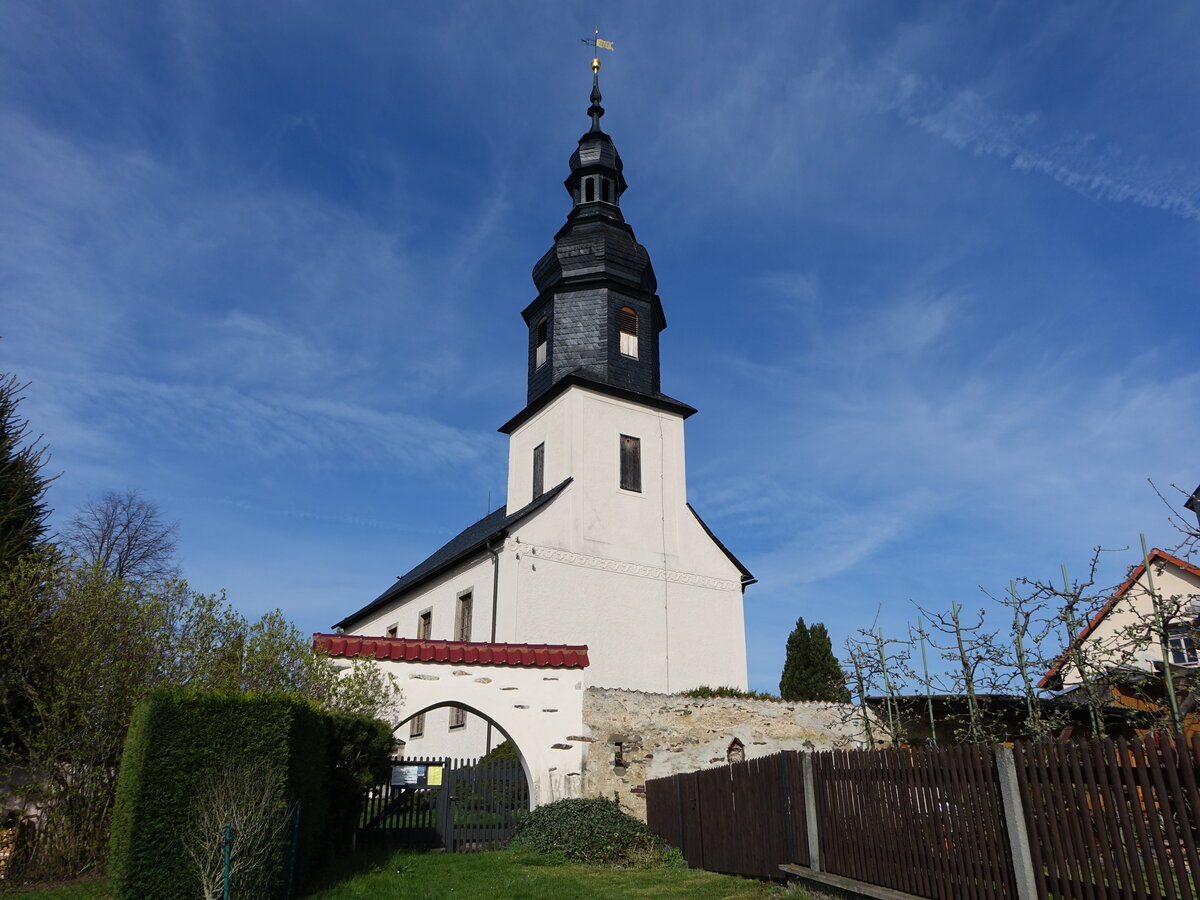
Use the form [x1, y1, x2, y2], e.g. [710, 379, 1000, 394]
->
[305, 848, 797, 899]
[6, 849, 802, 899]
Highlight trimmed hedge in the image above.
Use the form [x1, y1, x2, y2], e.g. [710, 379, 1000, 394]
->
[510, 797, 660, 865]
[108, 689, 390, 899]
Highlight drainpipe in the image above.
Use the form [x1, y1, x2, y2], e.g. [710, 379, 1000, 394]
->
[487, 533, 505, 642]
[485, 533, 505, 752]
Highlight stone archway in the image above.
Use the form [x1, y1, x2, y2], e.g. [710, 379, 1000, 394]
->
[314, 634, 590, 806]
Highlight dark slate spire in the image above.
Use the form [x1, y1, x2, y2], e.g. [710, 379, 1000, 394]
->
[504, 61, 694, 433]
[588, 57, 604, 132]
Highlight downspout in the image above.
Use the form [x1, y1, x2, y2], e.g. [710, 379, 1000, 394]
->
[485, 534, 504, 752]
[487, 534, 505, 642]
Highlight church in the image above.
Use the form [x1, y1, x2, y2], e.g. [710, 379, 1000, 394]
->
[331, 58, 754, 758]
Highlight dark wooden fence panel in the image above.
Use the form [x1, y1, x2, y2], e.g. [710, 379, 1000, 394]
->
[810, 745, 1014, 899]
[1015, 735, 1200, 900]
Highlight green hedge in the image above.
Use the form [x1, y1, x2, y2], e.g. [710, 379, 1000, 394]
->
[108, 689, 390, 899]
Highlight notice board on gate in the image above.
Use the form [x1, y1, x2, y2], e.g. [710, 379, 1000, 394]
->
[390, 763, 444, 787]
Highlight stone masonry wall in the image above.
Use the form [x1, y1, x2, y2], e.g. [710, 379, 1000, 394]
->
[580, 688, 881, 820]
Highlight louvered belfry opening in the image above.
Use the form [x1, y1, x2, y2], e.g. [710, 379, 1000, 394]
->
[535, 317, 548, 368]
[618, 306, 638, 358]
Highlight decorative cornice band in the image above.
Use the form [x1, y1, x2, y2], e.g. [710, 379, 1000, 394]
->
[520, 543, 740, 592]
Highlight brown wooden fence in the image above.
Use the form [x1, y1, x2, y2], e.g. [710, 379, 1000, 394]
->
[1016, 736, 1200, 900]
[645, 734, 1200, 900]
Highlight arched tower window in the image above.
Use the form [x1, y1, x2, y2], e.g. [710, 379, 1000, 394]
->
[601, 179, 612, 203]
[618, 306, 638, 358]
[584, 178, 595, 202]
[535, 317, 548, 368]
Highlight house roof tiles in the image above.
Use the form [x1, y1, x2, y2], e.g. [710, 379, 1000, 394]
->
[312, 634, 589, 669]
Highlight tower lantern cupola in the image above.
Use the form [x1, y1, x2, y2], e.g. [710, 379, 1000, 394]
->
[508, 59, 694, 428]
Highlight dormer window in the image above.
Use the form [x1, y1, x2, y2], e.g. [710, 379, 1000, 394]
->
[618, 306, 638, 358]
[535, 317, 548, 368]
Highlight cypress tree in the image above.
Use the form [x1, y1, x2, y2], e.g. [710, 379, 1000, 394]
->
[0, 373, 55, 572]
[779, 617, 851, 703]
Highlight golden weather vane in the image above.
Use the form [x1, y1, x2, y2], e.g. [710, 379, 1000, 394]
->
[581, 26, 614, 72]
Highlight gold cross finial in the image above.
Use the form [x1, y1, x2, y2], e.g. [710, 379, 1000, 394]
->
[581, 26, 614, 72]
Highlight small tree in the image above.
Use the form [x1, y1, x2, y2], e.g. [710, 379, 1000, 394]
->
[184, 757, 294, 900]
[780, 617, 851, 703]
[63, 489, 178, 583]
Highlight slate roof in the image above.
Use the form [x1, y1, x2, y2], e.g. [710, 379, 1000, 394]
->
[313, 634, 589, 669]
[687, 503, 754, 583]
[499, 371, 695, 435]
[333, 477, 573, 630]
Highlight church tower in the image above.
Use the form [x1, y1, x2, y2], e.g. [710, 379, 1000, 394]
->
[335, 60, 752, 723]
[494, 62, 752, 693]
[517, 61, 688, 415]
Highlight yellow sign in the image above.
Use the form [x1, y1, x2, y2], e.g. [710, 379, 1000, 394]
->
[427, 765, 443, 786]
[595, 38, 614, 51]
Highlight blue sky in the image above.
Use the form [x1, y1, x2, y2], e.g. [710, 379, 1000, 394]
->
[3, 2, 1199, 694]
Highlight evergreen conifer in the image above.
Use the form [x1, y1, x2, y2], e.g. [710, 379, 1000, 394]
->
[779, 617, 851, 702]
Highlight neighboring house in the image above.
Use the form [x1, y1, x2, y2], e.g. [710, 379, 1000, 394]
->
[330, 67, 754, 759]
[1040, 548, 1200, 737]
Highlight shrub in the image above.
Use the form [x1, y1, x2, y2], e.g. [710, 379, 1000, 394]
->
[510, 797, 660, 865]
[679, 684, 783, 702]
[108, 689, 391, 899]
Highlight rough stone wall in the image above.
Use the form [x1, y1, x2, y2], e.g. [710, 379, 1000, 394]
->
[581, 688, 880, 820]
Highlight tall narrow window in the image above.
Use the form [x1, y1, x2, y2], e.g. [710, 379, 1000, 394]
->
[455, 592, 473, 642]
[602, 179, 612, 203]
[585, 178, 595, 202]
[619, 435, 641, 493]
[535, 317, 548, 368]
[618, 306, 638, 358]
[450, 593, 473, 729]
[532, 443, 545, 500]
[411, 610, 433, 738]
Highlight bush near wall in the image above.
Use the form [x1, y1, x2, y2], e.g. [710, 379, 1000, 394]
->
[108, 689, 390, 899]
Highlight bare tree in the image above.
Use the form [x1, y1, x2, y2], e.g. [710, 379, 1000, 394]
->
[63, 489, 178, 582]
[184, 757, 294, 900]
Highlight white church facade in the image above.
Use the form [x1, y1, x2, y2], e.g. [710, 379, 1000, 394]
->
[323, 62, 754, 761]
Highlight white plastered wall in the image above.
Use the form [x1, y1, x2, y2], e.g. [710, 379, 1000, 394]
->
[351, 553, 502, 756]
[1059, 559, 1200, 687]
[505, 384, 749, 692]
[367, 656, 588, 807]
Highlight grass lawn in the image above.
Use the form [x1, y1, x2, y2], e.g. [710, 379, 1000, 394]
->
[5, 848, 800, 899]
[306, 848, 796, 899]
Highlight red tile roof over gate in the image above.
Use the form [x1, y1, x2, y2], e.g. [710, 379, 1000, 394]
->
[312, 634, 589, 669]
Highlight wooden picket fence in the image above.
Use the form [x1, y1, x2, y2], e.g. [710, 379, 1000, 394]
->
[645, 734, 1200, 900]
[359, 756, 528, 853]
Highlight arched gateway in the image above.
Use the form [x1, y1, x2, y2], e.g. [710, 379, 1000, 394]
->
[314, 634, 590, 806]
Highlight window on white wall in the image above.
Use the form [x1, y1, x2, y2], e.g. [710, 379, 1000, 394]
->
[385, 623, 398, 639]
[532, 443, 545, 500]
[1169, 624, 1198, 665]
[418, 610, 432, 640]
[619, 435, 641, 493]
[455, 593, 473, 642]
